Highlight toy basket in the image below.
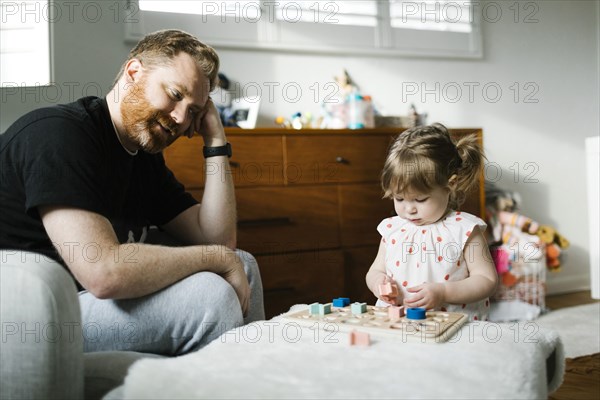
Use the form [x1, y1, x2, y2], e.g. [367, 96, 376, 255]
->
[493, 253, 547, 310]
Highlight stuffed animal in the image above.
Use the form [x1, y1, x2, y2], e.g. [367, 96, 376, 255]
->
[485, 181, 569, 273]
[484, 182, 522, 243]
[333, 69, 356, 97]
[491, 246, 510, 274]
[545, 244, 562, 271]
[497, 212, 543, 259]
[536, 225, 570, 248]
[501, 225, 544, 261]
[485, 180, 520, 214]
[491, 210, 569, 271]
[535, 225, 570, 271]
[498, 211, 540, 235]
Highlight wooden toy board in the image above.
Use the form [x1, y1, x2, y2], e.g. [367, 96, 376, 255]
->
[282, 305, 468, 343]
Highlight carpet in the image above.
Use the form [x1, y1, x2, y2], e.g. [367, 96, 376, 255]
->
[535, 302, 600, 358]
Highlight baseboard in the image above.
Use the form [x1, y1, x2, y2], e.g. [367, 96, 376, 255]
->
[546, 273, 591, 295]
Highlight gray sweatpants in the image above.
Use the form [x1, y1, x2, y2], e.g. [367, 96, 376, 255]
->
[79, 249, 265, 355]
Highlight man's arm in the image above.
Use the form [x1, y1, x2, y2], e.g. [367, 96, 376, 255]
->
[161, 100, 237, 249]
[39, 205, 249, 312]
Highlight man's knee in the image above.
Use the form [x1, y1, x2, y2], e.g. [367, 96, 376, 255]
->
[172, 272, 244, 349]
[180, 272, 243, 324]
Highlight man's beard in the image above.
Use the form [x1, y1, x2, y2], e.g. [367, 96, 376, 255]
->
[120, 79, 179, 154]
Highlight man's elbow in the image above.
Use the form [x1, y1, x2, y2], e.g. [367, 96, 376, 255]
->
[79, 265, 121, 299]
[86, 280, 119, 299]
[88, 284, 119, 300]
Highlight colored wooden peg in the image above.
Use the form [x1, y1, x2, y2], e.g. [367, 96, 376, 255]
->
[349, 330, 371, 346]
[351, 302, 367, 315]
[332, 297, 350, 307]
[406, 307, 426, 320]
[309, 302, 320, 315]
[319, 303, 332, 315]
[378, 282, 398, 296]
[309, 302, 332, 315]
[388, 305, 404, 320]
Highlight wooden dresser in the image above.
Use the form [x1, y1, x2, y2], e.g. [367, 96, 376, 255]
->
[164, 127, 484, 318]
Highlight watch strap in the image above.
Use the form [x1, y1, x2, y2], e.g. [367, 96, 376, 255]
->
[203, 142, 232, 158]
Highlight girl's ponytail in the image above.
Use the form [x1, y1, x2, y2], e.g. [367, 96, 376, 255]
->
[453, 134, 485, 208]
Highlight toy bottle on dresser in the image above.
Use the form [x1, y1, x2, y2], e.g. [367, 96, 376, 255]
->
[362, 95, 375, 128]
[346, 91, 365, 129]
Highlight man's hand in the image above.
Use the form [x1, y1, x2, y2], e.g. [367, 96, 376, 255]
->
[403, 282, 445, 310]
[218, 248, 250, 316]
[190, 98, 226, 147]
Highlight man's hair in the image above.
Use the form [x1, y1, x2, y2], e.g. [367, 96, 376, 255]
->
[112, 29, 220, 91]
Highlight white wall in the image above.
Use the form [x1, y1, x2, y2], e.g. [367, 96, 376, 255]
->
[1, 0, 598, 294]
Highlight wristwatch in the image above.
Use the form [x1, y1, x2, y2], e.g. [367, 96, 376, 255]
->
[203, 143, 232, 158]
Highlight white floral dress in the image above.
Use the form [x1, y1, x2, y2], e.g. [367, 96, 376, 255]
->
[376, 211, 490, 321]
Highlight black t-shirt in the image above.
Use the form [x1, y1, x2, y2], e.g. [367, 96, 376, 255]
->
[0, 96, 198, 273]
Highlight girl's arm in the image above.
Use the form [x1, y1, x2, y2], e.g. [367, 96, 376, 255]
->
[366, 240, 401, 305]
[404, 226, 498, 309]
[443, 226, 498, 303]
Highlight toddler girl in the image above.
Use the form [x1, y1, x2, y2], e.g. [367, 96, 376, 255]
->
[366, 123, 498, 321]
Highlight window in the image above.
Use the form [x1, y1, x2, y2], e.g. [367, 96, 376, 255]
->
[0, 0, 52, 87]
[389, 0, 473, 32]
[129, 0, 482, 58]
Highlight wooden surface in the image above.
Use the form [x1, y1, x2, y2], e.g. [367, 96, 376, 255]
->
[545, 291, 599, 310]
[550, 354, 600, 400]
[546, 291, 600, 400]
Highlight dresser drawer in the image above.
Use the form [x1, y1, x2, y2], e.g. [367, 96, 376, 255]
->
[228, 136, 284, 186]
[344, 246, 378, 304]
[164, 136, 284, 188]
[339, 184, 395, 247]
[236, 186, 340, 254]
[256, 250, 345, 319]
[285, 135, 391, 184]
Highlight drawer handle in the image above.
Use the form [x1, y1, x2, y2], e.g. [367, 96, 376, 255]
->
[238, 217, 293, 228]
[335, 156, 349, 164]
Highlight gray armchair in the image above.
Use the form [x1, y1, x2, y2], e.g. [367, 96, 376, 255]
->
[0, 250, 163, 399]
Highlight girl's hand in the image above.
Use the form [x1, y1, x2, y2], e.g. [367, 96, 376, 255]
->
[376, 275, 402, 306]
[403, 282, 445, 310]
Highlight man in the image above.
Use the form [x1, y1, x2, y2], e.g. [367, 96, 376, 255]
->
[1, 29, 264, 398]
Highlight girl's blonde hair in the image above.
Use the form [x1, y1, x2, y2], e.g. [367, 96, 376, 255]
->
[381, 123, 484, 209]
